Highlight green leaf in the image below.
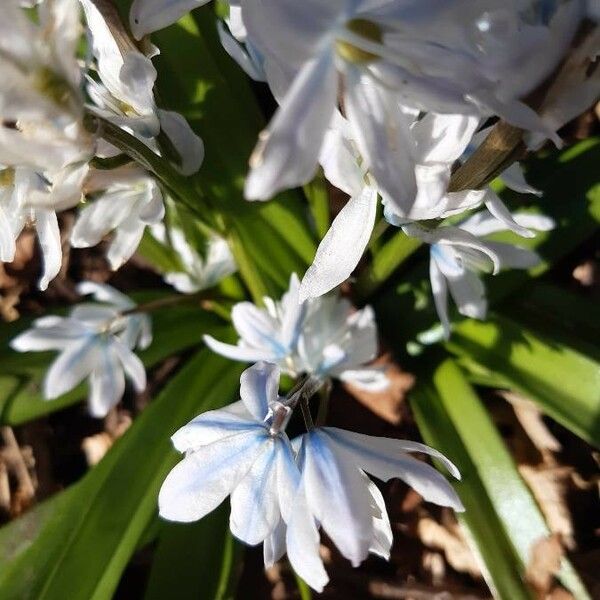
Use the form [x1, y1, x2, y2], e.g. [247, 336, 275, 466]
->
[0, 350, 244, 600]
[303, 171, 330, 240]
[446, 314, 600, 447]
[410, 359, 590, 600]
[498, 282, 600, 358]
[144, 503, 242, 600]
[355, 230, 421, 300]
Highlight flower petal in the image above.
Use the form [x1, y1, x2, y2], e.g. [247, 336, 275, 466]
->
[171, 400, 258, 452]
[112, 338, 146, 392]
[129, 0, 210, 40]
[231, 302, 285, 356]
[203, 334, 279, 363]
[229, 440, 281, 545]
[344, 68, 417, 215]
[240, 361, 280, 421]
[88, 345, 126, 418]
[429, 257, 451, 340]
[301, 430, 374, 566]
[44, 338, 98, 399]
[263, 519, 287, 568]
[485, 242, 543, 270]
[158, 430, 266, 523]
[300, 186, 378, 301]
[158, 109, 204, 175]
[365, 475, 392, 560]
[446, 268, 487, 320]
[107, 218, 145, 270]
[244, 49, 336, 200]
[35, 209, 62, 291]
[286, 487, 329, 592]
[323, 428, 463, 511]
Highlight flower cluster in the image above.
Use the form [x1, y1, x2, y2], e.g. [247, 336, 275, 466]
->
[0, 0, 202, 290]
[159, 362, 463, 591]
[127, 0, 596, 336]
[4, 0, 599, 593]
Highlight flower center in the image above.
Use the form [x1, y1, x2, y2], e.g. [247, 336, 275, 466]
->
[0, 168, 15, 187]
[336, 19, 383, 64]
[34, 67, 72, 106]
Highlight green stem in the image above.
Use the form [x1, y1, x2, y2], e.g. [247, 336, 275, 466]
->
[86, 113, 209, 223]
[121, 290, 222, 316]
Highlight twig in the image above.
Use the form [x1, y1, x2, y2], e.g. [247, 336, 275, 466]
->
[0, 427, 35, 501]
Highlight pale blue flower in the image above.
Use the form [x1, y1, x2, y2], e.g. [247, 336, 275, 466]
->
[158, 362, 300, 546]
[204, 274, 388, 391]
[11, 282, 149, 417]
[406, 211, 555, 339]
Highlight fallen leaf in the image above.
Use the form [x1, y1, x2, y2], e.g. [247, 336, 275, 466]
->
[520, 465, 576, 550]
[525, 535, 564, 598]
[344, 356, 415, 425]
[417, 517, 481, 578]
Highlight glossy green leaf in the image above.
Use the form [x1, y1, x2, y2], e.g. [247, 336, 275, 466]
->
[410, 359, 590, 600]
[446, 314, 600, 447]
[304, 171, 330, 240]
[498, 282, 600, 358]
[0, 349, 243, 600]
[145, 503, 241, 600]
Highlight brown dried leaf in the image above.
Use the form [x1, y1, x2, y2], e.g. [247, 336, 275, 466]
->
[572, 260, 597, 287]
[344, 356, 415, 425]
[520, 465, 576, 550]
[525, 535, 565, 598]
[504, 392, 562, 455]
[81, 432, 114, 466]
[417, 517, 481, 578]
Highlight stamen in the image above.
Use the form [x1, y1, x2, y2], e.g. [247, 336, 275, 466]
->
[336, 19, 383, 64]
[34, 67, 72, 106]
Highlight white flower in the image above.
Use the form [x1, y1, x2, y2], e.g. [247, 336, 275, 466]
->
[71, 164, 164, 270]
[408, 211, 555, 338]
[243, 1, 419, 204]
[151, 224, 237, 293]
[0, 164, 88, 290]
[81, 0, 205, 175]
[286, 427, 463, 591]
[159, 362, 300, 545]
[204, 273, 387, 390]
[81, 0, 160, 138]
[0, 0, 93, 172]
[11, 281, 150, 417]
[297, 295, 388, 392]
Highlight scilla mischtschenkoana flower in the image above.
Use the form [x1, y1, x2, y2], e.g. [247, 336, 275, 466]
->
[203, 273, 389, 392]
[11, 282, 151, 417]
[159, 362, 463, 591]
